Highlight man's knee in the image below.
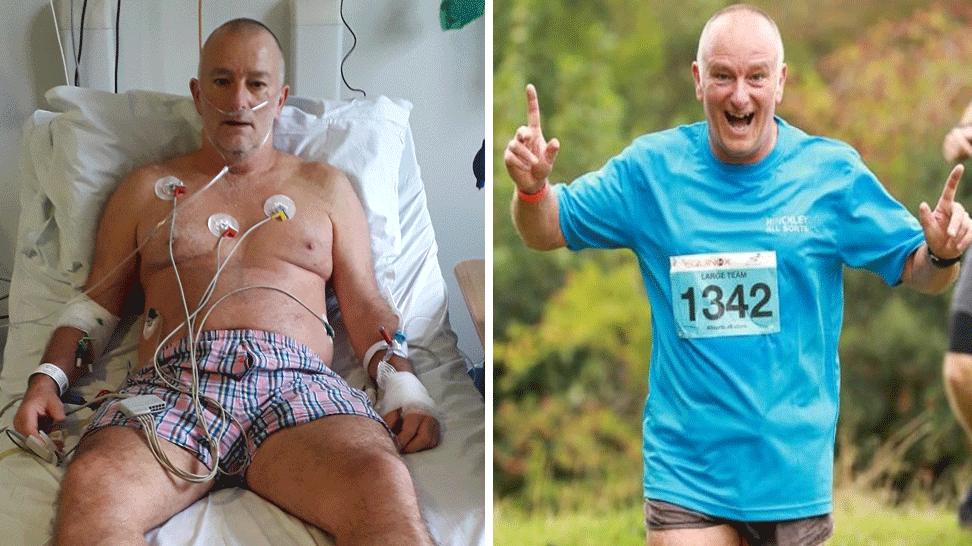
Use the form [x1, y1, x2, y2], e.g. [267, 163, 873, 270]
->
[56, 426, 211, 542]
[60, 437, 122, 506]
[944, 352, 972, 393]
[319, 423, 411, 490]
[330, 444, 429, 542]
[56, 437, 136, 542]
[250, 415, 408, 490]
[332, 417, 399, 454]
[353, 441, 411, 484]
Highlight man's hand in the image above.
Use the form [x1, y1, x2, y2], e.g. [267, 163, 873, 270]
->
[944, 126, 972, 163]
[374, 355, 440, 454]
[919, 164, 972, 259]
[382, 409, 440, 454]
[12, 376, 66, 439]
[504, 84, 560, 193]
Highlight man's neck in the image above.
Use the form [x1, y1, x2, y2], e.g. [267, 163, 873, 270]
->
[197, 140, 276, 178]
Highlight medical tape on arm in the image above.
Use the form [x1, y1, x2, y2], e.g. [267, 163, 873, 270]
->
[375, 364, 437, 416]
[361, 338, 410, 372]
[55, 294, 120, 359]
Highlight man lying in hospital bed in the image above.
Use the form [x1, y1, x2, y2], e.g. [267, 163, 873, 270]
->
[2, 18, 478, 545]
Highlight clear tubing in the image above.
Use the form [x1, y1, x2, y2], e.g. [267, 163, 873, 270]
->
[198, 89, 269, 116]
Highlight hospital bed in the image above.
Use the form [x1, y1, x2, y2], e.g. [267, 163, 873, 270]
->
[0, 85, 485, 545]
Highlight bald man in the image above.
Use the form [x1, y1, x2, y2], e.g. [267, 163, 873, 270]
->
[13, 18, 438, 545]
[505, 4, 972, 545]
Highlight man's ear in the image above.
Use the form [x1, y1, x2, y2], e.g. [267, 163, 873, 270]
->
[775, 64, 787, 104]
[189, 78, 203, 115]
[692, 62, 704, 102]
[272, 85, 290, 122]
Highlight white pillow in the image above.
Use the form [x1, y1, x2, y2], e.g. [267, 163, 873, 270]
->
[38, 86, 408, 287]
[274, 95, 409, 287]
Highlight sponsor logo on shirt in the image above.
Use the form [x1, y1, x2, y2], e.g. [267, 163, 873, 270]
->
[765, 215, 812, 234]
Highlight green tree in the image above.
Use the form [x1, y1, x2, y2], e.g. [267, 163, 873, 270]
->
[495, 259, 650, 511]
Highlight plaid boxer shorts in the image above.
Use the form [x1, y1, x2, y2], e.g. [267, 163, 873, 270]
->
[83, 329, 389, 474]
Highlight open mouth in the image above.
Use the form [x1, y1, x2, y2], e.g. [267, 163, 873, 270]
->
[725, 111, 755, 129]
[222, 120, 252, 128]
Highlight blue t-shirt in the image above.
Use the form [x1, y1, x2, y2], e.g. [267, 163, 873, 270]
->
[557, 117, 924, 520]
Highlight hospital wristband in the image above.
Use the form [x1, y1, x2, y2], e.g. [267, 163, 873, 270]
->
[927, 247, 961, 268]
[30, 363, 69, 396]
[362, 338, 409, 372]
[517, 182, 549, 203]
[363, 340, 390, 372]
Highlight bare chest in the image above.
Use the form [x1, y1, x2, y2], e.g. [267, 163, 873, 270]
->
[137, 184, 334, 281]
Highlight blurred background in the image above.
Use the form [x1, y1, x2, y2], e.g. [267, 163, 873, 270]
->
[492, 1, 972, 543]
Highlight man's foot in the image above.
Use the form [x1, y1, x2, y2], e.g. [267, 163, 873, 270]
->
[959, 484, 972, 527]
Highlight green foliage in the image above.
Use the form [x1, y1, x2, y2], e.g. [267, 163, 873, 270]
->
[493, 0, 972, 519]
[782, 3, 972, 202]
[496, 260, 650, 401]
[781, 3, 972, 501]
[494, 260, 648, 512]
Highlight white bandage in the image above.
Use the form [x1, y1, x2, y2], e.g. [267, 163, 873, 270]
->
[375, 370, 436, 416]
[362, 338, 409, 371]
[363, 340, 389, 371]
[30, 363, 69, 396]
[55, 295, 120, 359]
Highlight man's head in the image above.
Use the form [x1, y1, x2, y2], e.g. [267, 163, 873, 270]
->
[190, 18, 289, 163]
[692, 4, 786, 165]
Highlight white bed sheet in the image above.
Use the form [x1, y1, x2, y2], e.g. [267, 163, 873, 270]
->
[0, 87, 484, 545]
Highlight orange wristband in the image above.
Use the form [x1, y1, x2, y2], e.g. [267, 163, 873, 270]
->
[517, 182, 549, 203]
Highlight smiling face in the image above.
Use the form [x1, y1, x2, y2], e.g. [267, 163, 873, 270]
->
[692, 10, 786, 165]
[190, 26, 288, 163]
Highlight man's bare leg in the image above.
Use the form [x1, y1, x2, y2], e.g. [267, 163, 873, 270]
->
[944, 352, 972, 438]
[55, 426, 213, 546]
[247, 415, 433, 545]
[944, 351, 972, 524]
[648, 525, 745, 546]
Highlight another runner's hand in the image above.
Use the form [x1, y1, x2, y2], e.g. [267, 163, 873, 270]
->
[382, 409, 440, 454]
[944, 126, 972, 163]
[919, 164, 972, 260]
[504, 84, 560, 194]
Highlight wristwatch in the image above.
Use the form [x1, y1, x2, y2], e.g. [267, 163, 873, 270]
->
[927, 247, 961, 268]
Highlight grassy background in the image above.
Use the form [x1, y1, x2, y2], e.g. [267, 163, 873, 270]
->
[494, 487, 972, 546]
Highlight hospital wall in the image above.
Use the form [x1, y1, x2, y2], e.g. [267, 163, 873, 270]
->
[0, 1, 485, 364]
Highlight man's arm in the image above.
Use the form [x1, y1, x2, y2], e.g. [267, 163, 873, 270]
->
[901, 165, 972, 294]
[901, 244, 960, 294]
[325, 167, 439, 453]
[505, 84, 566, 250]
[13, 172, 143, 438]
[943, 101, 972, 163]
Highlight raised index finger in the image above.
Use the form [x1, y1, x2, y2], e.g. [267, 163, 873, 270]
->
[940, 164, 965, 208]
[526, 84, 542, 129]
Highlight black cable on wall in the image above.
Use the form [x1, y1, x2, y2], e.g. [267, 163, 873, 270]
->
[114, 0, 121, 93]
[339, 0, 366, 97]
[74, 0, 88, 86]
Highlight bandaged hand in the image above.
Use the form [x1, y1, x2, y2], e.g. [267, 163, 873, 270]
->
[377, 370, 441, 453]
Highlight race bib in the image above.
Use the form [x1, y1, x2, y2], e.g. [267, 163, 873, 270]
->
[669, 251, 780, 338]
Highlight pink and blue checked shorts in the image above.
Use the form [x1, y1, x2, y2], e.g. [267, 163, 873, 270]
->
[83, 329, 388, 474]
